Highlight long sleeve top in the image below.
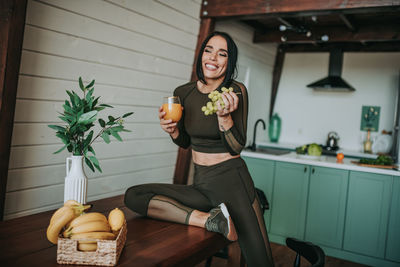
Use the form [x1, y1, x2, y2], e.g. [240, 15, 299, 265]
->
[171, 80, 248, 156]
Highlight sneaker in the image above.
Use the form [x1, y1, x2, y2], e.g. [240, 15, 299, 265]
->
[205, 203, 237, 241]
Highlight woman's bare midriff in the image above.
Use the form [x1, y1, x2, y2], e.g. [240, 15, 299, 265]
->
[192, 150, 240, 166]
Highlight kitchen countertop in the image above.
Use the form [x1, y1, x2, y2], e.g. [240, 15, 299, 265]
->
[257, 141, 378, 159]
[241, 150, 400, 177]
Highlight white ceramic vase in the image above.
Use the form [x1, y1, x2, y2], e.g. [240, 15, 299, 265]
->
[64, 155, 88, 204]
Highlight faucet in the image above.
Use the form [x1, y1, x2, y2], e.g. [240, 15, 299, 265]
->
[250, 119, 266, 151]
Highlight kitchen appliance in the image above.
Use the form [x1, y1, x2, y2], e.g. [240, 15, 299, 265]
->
[307, 48, 355, 92]
[325, 131, 339, 151]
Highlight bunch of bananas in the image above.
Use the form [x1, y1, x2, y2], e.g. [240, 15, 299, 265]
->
[201, 86, 234, 115]
[46, 200, 125, 252]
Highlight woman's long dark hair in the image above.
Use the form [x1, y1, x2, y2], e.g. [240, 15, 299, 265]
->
[195, 31, 238, 88]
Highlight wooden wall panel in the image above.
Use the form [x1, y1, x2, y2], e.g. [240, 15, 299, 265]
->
[25, 1, 195, 64]
[4, 0, 202, 219]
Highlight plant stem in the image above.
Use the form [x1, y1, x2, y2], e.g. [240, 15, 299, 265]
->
[89, 116, 122, 147]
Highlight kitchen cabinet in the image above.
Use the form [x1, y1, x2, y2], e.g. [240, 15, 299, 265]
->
[386, 177, 400, 262]
[305, 166, 348, 249]
[242, 157, 274, 231]
[343, 171, 392, 258]
[270, 162, 309, 239]
[242, 151, 400, 266]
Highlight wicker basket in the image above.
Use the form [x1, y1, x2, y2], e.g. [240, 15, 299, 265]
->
[57, 221, 127, 266]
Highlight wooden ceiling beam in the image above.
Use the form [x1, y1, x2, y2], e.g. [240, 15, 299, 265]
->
[339, 14, 356, 32]
[200, 0, 400, 18]
[254, 24, 399, 43]
[280, 42, 400, 52]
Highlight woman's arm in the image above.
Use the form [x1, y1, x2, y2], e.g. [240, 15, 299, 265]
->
[217, 82, 248, 155]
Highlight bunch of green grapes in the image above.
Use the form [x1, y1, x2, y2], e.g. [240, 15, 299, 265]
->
[201, 87, 233, 115]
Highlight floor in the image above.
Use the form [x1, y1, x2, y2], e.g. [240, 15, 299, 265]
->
[195, 242, 369, 267]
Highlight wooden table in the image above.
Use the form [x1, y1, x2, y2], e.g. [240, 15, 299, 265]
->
[0, 195, 242, 267]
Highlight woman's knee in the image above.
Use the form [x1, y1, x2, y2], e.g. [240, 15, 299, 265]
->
[124, 184, 153, 215]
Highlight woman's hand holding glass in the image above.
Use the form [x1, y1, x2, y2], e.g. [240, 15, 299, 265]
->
[159, 96, 182, 138]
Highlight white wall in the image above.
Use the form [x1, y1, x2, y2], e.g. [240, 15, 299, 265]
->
[5, 0, 202, 220]
[215, 21, 277, 146]
[275, 52, 400, 152]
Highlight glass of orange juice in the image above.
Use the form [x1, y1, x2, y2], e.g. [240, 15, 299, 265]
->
[162, 96, 182, 122]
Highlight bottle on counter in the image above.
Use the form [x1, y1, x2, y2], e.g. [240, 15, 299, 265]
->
[363, 129, 373, 153]
[269, 113, 281, 143]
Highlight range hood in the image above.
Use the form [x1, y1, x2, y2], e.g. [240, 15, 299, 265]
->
[307, 48, 355, 92]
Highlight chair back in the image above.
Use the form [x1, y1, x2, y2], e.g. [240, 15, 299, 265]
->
[286, 238, 325, 267]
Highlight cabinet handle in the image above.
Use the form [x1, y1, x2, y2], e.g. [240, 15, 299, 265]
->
[304, 167, 307, 173]
[312, 168, 315, 174]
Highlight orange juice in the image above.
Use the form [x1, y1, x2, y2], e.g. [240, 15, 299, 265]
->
[162, 103, 182, 122]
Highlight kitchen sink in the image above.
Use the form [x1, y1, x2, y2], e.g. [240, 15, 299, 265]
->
[245, 147, 291, 156]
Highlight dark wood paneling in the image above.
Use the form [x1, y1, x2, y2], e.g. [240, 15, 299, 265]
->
[280, 42, 400, 52]
[173, 18, 215, 185]
[254, 24, 400, 43]
[0, 0, 28, 221]
[269, 47, 285, 119]
[200, 0, 399, 18]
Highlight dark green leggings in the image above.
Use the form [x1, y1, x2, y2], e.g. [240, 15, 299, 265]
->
[124, 157, 274, 267]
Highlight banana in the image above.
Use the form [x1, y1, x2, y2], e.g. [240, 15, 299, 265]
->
[108, 208, 125, 231]
[64, 199, 92, 215]
[78, 242, 97, 252]
[49, 202, 91, 226]
[70, 232, 115, 243]
[68, 212, 107, 228]
[64, 220, 111, 237]
[47, 206, 75, 244]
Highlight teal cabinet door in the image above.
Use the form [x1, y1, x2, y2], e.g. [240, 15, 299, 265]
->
[270, 161, 309, 239]
[343, 171, 392, 258]
[305, 166, 348, 249]
[242, 157, 275, 231]
[386, 177, 400, 262]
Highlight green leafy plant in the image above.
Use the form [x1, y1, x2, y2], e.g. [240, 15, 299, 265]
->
[48, 77, 133, 173]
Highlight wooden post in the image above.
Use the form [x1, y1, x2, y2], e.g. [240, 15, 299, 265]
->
[269, 46, 285, 119]
[0, 0, 28, 220]
[173, 17, 215, 185]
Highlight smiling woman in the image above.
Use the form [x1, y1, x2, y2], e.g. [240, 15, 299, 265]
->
[124, 31, 274, 267]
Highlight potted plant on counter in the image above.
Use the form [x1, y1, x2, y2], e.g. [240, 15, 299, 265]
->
[48, 77, 133, 204]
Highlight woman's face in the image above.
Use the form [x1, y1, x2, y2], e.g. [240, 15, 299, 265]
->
[201, 35, 228, 82]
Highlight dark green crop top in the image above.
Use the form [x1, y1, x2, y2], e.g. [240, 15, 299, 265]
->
[171, 80, 248, 155]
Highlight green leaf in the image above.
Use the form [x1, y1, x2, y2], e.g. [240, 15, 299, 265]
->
[101, 132, 110, 144]
[89, 156, 102, 173]
[110, 125, 123, 132]
[98, 118, 106, 127]
[88, 145, 95, 155]
[108, 116, 115, 122]
[85, 88, 94, 102]
[122, 112, 134, 118]
[110, 130, 122, 141]
[48, 125, 66, 132]
[85, 157, 95, 172]
[56, 133, 69, 145]
[100, 104, 113, 108]
[66, 90, 76, 107]
[65, 100, 71, 107]
[79, 77, 85, 91]
[84, 130, 94, 147]
[53, 144, 67, 154]
[92, 96, 100, 109]
[85, 79, 95, 89]
[78, 110, 97, 124]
